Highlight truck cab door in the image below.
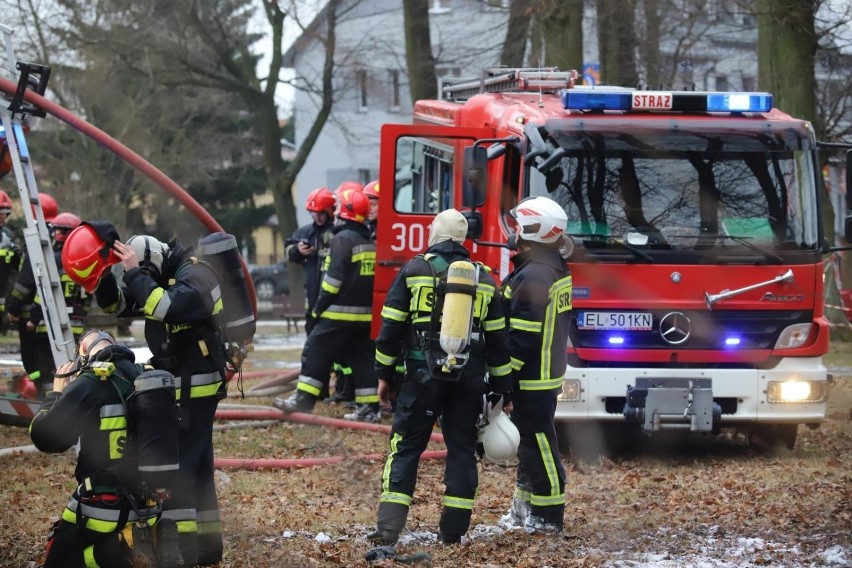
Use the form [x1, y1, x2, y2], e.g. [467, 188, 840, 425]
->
[373, 124, 494, 337]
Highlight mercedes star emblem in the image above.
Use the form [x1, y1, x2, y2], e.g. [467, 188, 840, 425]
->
[659, 312, 691, 345]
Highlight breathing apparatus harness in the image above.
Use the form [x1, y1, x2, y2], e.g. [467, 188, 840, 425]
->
[76, 344, 183, 566]
[415, 254, 480, 382]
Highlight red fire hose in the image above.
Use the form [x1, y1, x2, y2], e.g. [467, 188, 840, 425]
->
[214, 408, 446, 444]
[215, 450, 448, 471]
[0, 77, 257, 308]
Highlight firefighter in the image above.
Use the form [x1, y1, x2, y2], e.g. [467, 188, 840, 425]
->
[285, 186, 336, 335]
[498, 196, 572, 534]
[367, 208, 513, 547]
[29, 330, 170, 568]
[274, 188, 378, 420]
[7, 192, 57, 385]
[363, 180, 379, 239]
[7, 211, 86, 397]
[90, 232, 227, 566]
[0, 189, 21, 334]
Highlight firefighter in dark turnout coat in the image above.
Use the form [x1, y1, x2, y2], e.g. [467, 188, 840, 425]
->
[275, 188, 377, 418]
[7, 212, 87, 397]
[285, 187, 336, 334]
[94, 235, 226, 566]
[367, 209, 513, 546]
[30, 332, 154, 568]
[499, 196, 572, 533]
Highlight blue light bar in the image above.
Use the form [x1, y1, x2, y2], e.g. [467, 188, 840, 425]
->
[563, 91, 631, 111]
[563, 88, 773, 113]
[725, 337, 741, 346]
[608, 336, 625, 345]
[706, 93, 772, 112]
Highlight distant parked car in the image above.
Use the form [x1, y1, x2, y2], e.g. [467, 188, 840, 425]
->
[250, 261, 289, 300]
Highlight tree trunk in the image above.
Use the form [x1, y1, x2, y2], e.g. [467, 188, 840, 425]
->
[642, 0, 661, 88]
[756, 0, 817, 122]
[541, 0, 583, 73]
[501, 0, 532, 67]
[403, 0, 437, 103]
[596, 0, 638, 86]
[757, 0, 844, 323]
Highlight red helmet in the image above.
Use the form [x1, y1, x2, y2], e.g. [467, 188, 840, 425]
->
[33, 192, 58, 222]
[363, 180, 379, 199]
[306, 187, 335, 215]
[0, 190, 12, 214]
[51, 212, 82, 245]
[61, 224, 121, 292]
[336, 189, 370, 223]
[335, 181, 363, 197]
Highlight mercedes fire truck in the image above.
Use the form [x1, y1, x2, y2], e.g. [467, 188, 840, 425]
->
[374, 68, 852, 450]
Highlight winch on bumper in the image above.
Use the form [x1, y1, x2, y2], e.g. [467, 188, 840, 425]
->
[623, 378, 722, 432]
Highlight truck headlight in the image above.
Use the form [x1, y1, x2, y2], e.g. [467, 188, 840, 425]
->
[774, 323, 811, 349]
[767, 380, 827, 403]
[558, 379, 582, 402]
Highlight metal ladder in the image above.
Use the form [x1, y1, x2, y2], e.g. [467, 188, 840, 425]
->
[440, 67, 579, 102]
[1, 24, 76, 367]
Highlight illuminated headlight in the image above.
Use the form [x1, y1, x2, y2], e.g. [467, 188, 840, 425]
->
[767, 380, 827, 403]
[558, 379, 582, 402]
[774, 323, 811, 349]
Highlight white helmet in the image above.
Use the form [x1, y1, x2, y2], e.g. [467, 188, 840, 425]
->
[477, 400, 520, 464]
[511, 196, 568, 244]
[127, 235, 170, 278]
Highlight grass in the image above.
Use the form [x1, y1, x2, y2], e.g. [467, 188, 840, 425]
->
[0, 336, 850, 567]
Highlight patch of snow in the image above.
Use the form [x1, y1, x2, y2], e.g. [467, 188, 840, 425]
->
[315, 532, 331, 543]
[821, 545, 849, 565]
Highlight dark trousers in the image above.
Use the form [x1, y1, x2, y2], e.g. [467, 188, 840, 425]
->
[510, 390, 566, 525]
[162, 396, 222, 566]
[299, 319, 375, 401]
[377, 368, 485, 537]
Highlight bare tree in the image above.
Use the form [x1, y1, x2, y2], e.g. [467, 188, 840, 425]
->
[540, 0, 584, 72]
[403, 0, 437, 102]
[596, 0, 638, 86]
[501, 0, 532, 66]
[757, 0, 818, 121]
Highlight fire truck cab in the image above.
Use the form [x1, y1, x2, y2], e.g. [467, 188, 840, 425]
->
[375, 68, 852, 450]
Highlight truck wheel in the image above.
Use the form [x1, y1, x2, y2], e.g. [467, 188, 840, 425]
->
[749, 424, 798, 452]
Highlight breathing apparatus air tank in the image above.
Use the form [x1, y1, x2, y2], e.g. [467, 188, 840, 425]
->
[126, 370, 180, 495]
[438, 260, 478, 373]
[198, 232, 256, 344]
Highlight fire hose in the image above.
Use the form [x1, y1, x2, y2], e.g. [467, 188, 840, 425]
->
[212, 407, 447, 471]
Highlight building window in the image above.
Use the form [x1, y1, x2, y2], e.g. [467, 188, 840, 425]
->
[389, 69, 401, 111]
[742, 76, 755, 91]
[716, 75, 729, 91]
[358, 69, 368, 111]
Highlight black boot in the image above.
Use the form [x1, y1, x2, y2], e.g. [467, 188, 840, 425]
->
[274, 391, 317, 413]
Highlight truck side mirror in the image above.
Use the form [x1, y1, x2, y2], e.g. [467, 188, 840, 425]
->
[463, 145, 487, 208]
[462, 210, 483, 240]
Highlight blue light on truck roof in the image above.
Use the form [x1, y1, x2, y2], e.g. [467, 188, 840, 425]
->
[563, 88, 773, 113]
[562, 91, 632, 111]
[706, 93, 772, 112]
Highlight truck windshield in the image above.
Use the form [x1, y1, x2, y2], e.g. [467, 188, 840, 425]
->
[526, 121, 820, 263]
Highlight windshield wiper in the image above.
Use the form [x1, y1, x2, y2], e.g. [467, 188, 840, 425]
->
[572, 233, 656, 262]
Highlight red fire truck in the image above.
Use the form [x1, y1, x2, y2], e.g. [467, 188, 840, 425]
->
[375, 68, 852, 450]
